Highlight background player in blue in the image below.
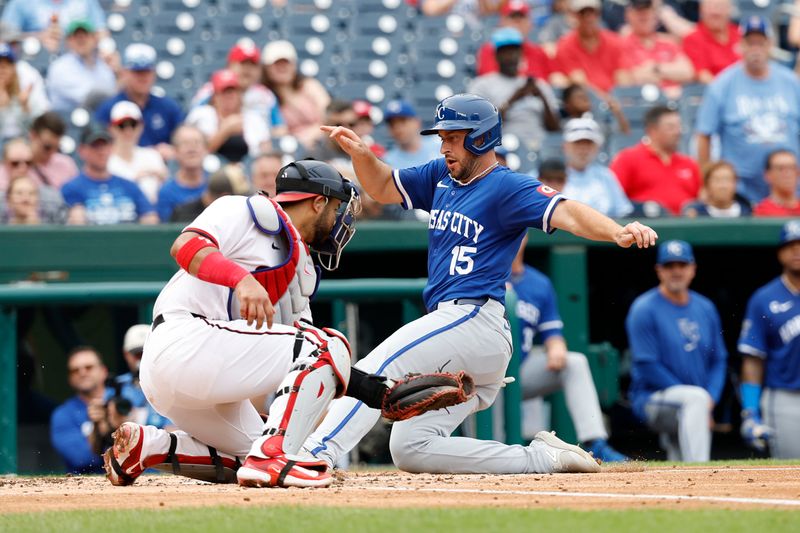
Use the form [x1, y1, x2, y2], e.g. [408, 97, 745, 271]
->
[509, 237, 628, 463]
[738, 220, 800, 458]
[626, 240, 728, 462]
[301, 94, 657, 475]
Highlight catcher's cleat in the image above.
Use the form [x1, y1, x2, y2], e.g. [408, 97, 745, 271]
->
[104, 422, 146, 486]
[533, 431, 601, 473]
[237, 436, 331, 488]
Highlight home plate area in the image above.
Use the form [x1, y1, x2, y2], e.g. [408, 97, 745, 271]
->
[2, 465, 800, 513]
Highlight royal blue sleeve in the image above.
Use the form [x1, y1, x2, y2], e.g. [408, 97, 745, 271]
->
[706, 304, 728, 403]
[537, 276, 564, 341]
[497, 173, 563, 233]
[626, 301, 683, 390]
[49, 406, 98, 473]
[60, 179, 82, 206]
[737, 292, 768, 358]
[393, 159, 441, 212]
[127, 181, 156, 218]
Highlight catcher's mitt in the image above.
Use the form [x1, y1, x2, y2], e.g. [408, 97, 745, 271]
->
[381, 371, 475, 421]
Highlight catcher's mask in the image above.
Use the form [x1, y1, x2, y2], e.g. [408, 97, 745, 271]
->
[274, 159, 361, 271]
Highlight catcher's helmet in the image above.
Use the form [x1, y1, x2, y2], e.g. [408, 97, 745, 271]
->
[273, 159, 360, 271]
[420, 93, 502, 155]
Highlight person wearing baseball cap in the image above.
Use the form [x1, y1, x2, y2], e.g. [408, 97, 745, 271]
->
[468, 26, 560, 152]
[551, 0, 631, 94]
[262, 39, 331, 148]
[560, 117, 633, 217]
[60, 121, 158, 225]
[107, 100, 169, 204]
[737, 221, 800, 459]
[626, 239, 728, 462]
[185, 68, 271, 163]
[94, 43, 184, 157]
[45, 18, 116, 113]
[695, 13, 800, 205]
[190, 40, 287, 138]
[475, 0, 552, 79]
[382, 99, 440, 169]
[350, 100, 386, 159]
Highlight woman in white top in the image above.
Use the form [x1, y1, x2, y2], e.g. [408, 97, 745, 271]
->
[0, 44, 38, 144]
[107, 101, 169, 204]
[185, 69, 271, 163]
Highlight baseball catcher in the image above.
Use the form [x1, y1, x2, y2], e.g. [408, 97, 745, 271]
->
[103, 160, 474, 488]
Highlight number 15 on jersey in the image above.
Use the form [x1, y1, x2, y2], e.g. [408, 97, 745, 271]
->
[449, 246, 477, 275]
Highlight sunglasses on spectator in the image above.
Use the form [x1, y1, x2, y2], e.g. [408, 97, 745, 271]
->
[115, 120, 140, 130]
[68, 363, 98, 374]
[334, 122, 357, 128]
[8, 159, 32, 168]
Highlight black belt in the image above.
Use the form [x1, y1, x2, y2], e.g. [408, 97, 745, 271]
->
[452, 297, 490, 306]
[151, 313, 205, 332]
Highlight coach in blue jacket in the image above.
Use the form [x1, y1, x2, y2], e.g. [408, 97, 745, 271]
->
[625, 240, 728, 461]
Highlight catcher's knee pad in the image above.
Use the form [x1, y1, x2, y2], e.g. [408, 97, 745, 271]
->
[262, 339, 351, 455]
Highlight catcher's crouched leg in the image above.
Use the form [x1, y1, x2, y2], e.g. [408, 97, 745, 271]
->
[104, 422, 242, 485]
[237, 328, 351, 488]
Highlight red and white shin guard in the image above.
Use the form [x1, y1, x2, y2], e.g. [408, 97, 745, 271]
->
[104, 422, 242, 486]
[237, 327, 351, 488]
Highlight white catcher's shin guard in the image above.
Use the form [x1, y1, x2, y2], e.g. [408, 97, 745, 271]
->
[238, 327, 351, 488]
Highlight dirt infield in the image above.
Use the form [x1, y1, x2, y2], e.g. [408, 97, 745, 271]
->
[2, 465, 800, 513]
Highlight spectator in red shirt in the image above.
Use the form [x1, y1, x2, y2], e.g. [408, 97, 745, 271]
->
[610, 105, 701, 214]
[753, 150, 800, 216]
[681, 0, 740, 83]
[476, 0, 551, 80]
[621, 0, 694, 96]
[550, 0, 631, 95]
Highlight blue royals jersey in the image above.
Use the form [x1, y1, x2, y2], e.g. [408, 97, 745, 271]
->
[626, 288, 728, 420]
[393, 158, 563, 310]
[738, 276, 800, 390]
[509, 265, 564, 358]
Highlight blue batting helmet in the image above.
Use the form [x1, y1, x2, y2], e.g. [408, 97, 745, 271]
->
[420, 94, 502, 155]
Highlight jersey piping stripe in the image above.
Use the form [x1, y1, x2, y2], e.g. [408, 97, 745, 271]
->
[737, 343, 767, 358]
[542, 195, 564, 234]
[310, 305, 482, 457]
[538, 320, 563, 331]
[392, 169, 413, 209]
[182, 227, 219, 247]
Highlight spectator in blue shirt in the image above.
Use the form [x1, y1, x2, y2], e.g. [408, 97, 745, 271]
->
[625, 240, 728, 461]
[45, 19, 116, 113]
[696, 16, 800, 204]
[562, 117, 633, 217]
[157, 125, 208, 222]
[382, 99, 441, 170]
[95, 44, 184, 161]
[50, 346, 110, 474]
[61, 122, 158, 225]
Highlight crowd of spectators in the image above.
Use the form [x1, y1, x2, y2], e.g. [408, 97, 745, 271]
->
[1, 0, 800, 223]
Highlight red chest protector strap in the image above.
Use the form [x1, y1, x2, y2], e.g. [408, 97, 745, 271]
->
[248, 196, 305, 305]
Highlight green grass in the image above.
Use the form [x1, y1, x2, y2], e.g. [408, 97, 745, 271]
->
[2, 506, 799, 533]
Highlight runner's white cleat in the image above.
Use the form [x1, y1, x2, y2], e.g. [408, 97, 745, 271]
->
[533, 431, 601, 473]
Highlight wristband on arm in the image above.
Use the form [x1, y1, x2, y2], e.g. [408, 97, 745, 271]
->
[175, 234, 249, 289]
[740, 382, 762, 417]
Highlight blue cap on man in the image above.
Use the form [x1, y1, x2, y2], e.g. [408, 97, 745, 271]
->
[779, 220, 800, 248]
[740, 15, 772, 38]
[491, 27, 524, 49]
[657, 240, 695, 265]
[383, 99, 417, 122]
[123, 43, 157, 71]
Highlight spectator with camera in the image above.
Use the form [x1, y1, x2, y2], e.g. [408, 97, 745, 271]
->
[468, 27, 560, 152]
[50, 346, 113, 473]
